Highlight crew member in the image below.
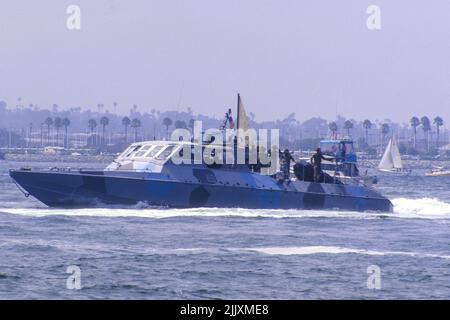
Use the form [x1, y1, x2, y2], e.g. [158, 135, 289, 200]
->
[280, 149, 295, 181]
[310, 148, 334, 182]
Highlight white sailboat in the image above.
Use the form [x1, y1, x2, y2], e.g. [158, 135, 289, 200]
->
[378, 138, 411, 174]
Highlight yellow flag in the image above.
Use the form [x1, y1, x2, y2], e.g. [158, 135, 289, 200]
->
[237, 94, 250, 148]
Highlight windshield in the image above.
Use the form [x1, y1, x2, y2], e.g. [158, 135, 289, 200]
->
[320, 142, 339, 156]
[122, 145, 142, 158]
[156, 145, 177, 160]
[134, 145, 153, 157]
[146, 145, 164, 158]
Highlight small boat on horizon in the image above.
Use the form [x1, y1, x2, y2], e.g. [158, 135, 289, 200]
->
[425, 166, 450, 177]
[378, 137, 411, 175]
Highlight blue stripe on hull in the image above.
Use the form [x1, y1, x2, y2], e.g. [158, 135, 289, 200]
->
[9, 170, 393, 212]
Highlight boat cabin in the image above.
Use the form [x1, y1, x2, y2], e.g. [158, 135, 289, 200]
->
[320, 139, 356, 163]
[104, 140, 258, 172]
[318, 139, 361, 178]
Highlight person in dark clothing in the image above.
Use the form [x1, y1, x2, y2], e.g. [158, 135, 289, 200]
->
[280, 149, 296, 181]
[310, 148, 335, 182]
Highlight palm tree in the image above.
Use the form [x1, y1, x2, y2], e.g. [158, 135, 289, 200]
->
[62, 118, 70, 149]
[381, 123, 390, 151]
[44, 117, 53, 145]
[163, 117, 173, 139]
[363, 119, 372, 145]
[410, 116, 420, 149]
[174, 120, 187, 129]
[100, 116, 109, 146]
[17, 97, 22, 109]
[188, 119, 195, 133]
[343, 120, 353, 136]
[328, 122, 338, 139]
[54, 117, 62, 146]
[88, 119, 97, 146]
[122, 116, 131, 143]
[131, 118, 142, 142]
[421, 116, 431, 152]
[433, 116, 444, 148]
[88, 119, 97, 133]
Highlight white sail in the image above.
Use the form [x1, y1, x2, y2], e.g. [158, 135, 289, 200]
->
[378, 139, 394, 170]
[391, 138, 403, 169]
[378, 138, 403, 170]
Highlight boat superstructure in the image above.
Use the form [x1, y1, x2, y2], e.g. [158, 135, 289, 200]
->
[309, 138, 377, 186]
[9, 140, 393, 212]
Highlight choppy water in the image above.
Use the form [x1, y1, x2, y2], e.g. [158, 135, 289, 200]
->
[1, 161, 450, 299]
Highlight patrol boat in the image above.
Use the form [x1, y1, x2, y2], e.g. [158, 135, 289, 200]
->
[9, 94, 392, 212]
[9, 139, 393, 212]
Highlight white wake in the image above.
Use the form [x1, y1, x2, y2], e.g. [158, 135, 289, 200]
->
[1, 197, 450, 220]
[246, 246, 450, 260]
[392, 197, 450, 219]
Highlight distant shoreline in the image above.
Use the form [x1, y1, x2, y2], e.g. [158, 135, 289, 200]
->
[2, 153, 449, 171]
[2, 153, 115, 163]
[359, 159, 450, 170]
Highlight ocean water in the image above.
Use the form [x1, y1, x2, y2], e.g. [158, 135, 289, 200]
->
[1, 161, 450, 299]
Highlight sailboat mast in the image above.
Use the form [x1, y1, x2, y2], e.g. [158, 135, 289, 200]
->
[237, 93, 241, 130]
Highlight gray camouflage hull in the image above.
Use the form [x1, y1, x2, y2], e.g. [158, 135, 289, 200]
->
[9, 168, 393, 212]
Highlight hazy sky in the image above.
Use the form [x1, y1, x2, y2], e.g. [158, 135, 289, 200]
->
[1, 0, 449, 122]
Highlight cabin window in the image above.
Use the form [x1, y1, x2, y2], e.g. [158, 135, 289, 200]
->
[134, 145, 152, 157]
[124, 145, 142, 158]
[146, 145, 164, 158]
[156, 145, 176, 160]
[119, 146, 134, 158]
[320, 143, 339, 156]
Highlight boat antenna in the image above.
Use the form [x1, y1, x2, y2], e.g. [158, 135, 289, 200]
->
[237, 93, 241, 130]
[220, 108, 232, 130]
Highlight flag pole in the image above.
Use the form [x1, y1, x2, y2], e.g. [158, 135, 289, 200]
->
[237, 93, 240, 130]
